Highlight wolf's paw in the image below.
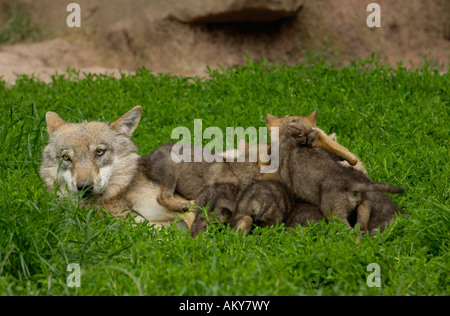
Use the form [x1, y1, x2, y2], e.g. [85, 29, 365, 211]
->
[305, 129, 319, 146]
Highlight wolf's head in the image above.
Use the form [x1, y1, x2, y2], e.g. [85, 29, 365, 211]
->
[40, 106, 142, 201]
[265, 111, 360, 166]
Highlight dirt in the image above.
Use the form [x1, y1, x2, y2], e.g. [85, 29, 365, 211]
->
[0, 38, 128, 83]
[0, 0, 448, 84]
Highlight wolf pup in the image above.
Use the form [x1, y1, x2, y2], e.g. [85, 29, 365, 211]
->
[40, 106, 193, 227]
[345, 168, 405, 236]
[286, 195, 399, 236]
[266, 112, 405, 233]
[190, 183, 240, 237]
[284, 200, 325, 228]
[263, 111, 367, 175]
[230, 179, 293, 234]
[142, 143, 260, 212]
[230, 177, 327, 233]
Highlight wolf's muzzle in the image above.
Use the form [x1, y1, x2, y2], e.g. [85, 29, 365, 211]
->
[76, 181, 95, 197]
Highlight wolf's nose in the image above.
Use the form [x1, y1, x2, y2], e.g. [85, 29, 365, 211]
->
[76, 181, 94, 196]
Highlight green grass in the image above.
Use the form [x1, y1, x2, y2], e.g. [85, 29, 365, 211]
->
[0, 58, 448, 295]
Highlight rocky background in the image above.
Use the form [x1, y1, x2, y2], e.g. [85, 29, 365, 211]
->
[0, 0, 449, 83]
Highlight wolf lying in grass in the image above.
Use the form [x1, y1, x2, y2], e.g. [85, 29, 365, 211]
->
[264, 112, 405, 233]
[40, 106, 194, 228]
[40, 106, 402, 235]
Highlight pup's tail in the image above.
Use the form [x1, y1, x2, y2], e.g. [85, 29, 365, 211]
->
[351, 182, 405, 194]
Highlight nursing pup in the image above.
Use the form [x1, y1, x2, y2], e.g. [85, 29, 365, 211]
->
[230, 179, 326, 234]
[230, 179, 293, 233]
[190, 183, 240, 238]
[141, 143, 260, 212]
[266, 112, 405, 233]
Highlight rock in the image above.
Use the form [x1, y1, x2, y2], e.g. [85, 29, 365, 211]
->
[169, 0, 304, 23]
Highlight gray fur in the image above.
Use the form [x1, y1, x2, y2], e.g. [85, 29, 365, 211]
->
[190, 183, 240, 237]
[140, 143, 259, 211]
[272, 118, 405, 233]
[230, 180, 293, 233]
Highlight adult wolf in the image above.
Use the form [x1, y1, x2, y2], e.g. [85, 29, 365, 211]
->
[39, 106, 192, 227]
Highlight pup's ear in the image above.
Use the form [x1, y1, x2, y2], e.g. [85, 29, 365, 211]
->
[45, 112, 66, 137]
[305, 110, 317, 126]
[265, 113, 279, 127]
[110, 106, 142, 137]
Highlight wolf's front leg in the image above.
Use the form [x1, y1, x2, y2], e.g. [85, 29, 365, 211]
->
[356, 200, 371, 234]
[232, 215, 253, 235]
[311, 128, 359, 166]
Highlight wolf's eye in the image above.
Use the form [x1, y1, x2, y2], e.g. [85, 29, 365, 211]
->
[62, 154, 71, 161]
[96, 149, 105, 156]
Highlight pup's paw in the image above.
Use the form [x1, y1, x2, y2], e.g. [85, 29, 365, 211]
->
[305, 129, 319, 146]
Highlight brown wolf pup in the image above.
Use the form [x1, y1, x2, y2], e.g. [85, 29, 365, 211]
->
[288, 193, 402, 236]
[287, 167, 403, 235]
[263, 111, 367, 174]
[141, 143, 260, 212]
[364, 192, 403, 236]
[265, 111, 360, 166]
[40, 106, 193, 227]
[230, 179, 293, 234]
[190, 183, 239, 237]
[230, 177, 327, 234]
[285, 200, 325, 228]
[266, 112, 405, 233]
[345, 169, 404, 236]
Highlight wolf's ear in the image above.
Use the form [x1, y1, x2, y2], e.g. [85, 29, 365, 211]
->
[110, 106, 142, 137]
[46, 112, 67, 137]
[305, 110, 317, 126]
[265, 113, 279, 127]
